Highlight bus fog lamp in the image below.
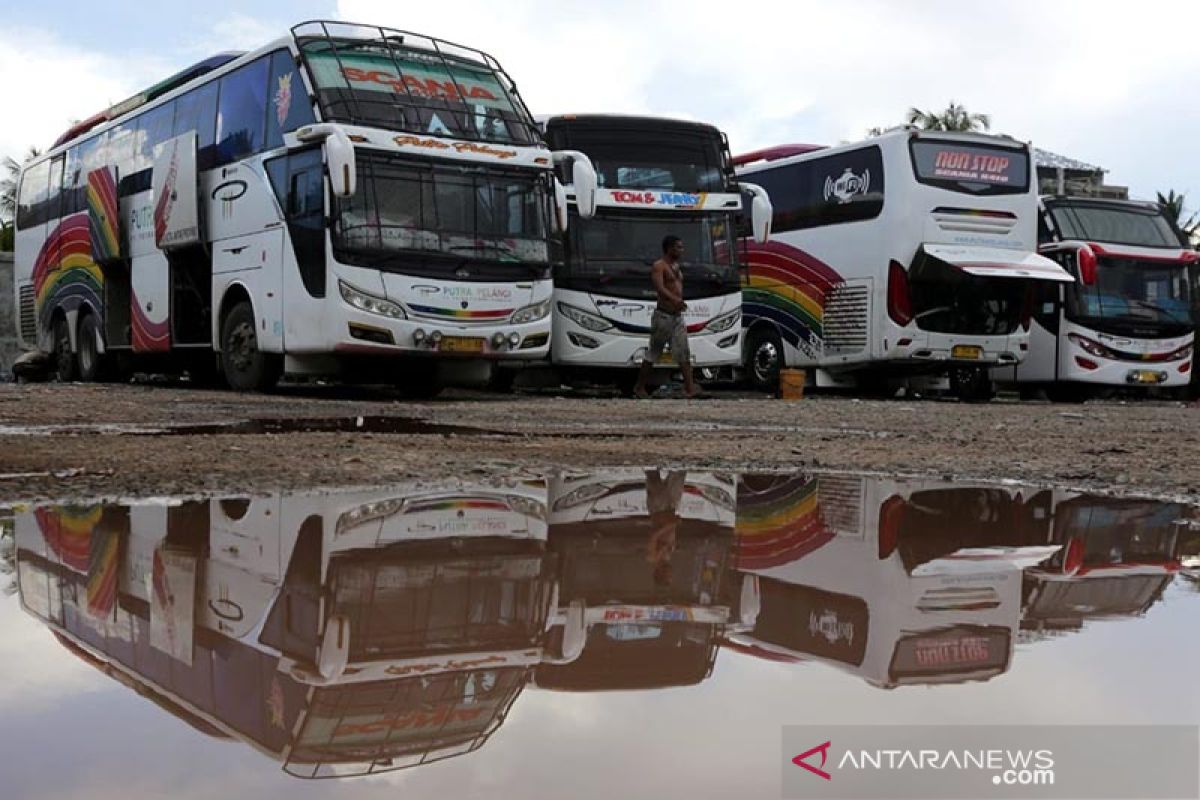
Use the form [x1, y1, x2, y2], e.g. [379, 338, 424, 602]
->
[508, 332, 521, 347]
[492, 332, 507, 349]
[413, 329, 426, 345]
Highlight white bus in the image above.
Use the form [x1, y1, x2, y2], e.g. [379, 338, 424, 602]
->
[726, 474, 1060, 687]
[13, 21, 595, 394]
[734, 128, 1073, 400]
[522, 115, 770, 391]
[994, 197, 1195, 401]
[15, 477, 574, 778]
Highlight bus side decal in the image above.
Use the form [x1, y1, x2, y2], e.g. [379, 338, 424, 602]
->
[736, 476, 833, 569]
[131, 288, 170, 351]
[33, 214, 105, 332]
[741, 240, 842, 356]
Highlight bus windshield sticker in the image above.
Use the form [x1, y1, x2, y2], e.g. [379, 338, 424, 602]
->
[911, 141, 1029, 190]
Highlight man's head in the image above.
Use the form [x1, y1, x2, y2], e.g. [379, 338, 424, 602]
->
[661, 235, 684, 261]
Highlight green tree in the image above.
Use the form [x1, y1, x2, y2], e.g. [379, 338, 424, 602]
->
[1, 146, 41, 251]
[869, 102, 991, 136]
[1156, 190, 1199, 246]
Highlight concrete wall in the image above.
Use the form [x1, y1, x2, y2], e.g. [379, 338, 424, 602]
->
[0, 252, 18, 378]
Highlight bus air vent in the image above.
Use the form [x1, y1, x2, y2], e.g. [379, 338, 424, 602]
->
[823, 282, 871, 355]
[18, 284, 36, 344]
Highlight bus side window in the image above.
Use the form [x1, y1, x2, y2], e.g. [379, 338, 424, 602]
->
[216, 57, 270, 167]
[128, 102, 175, 195]
[264, 50, 316, 150]
[174, 82, 219, 171]
[266, 149, 326, 298]
[16, 158, 50, 230]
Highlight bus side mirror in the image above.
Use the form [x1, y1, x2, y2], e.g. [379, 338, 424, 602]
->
[297, 124, 356, 198]
[1077, 245, 1097, 286]
[325, 130, 356, 198]
[553, 177, 569, 233]
[552, 150, 598, 220]
[741, 182, 772, 244]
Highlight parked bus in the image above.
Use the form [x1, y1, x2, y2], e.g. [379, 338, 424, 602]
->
[733, 128, 1072, 399]
[1019, 492, 1185, 636]
[994, 197, 1195, 401]
[15, 478, 577, 778]
[536, 470, 755, 690]
[725, 475, 1059, 687]
[519, 115, 770, 391]
[13, 21, 595, 394]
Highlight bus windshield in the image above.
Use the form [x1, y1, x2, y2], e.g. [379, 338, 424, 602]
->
[1047, 202, 1183, 249]
[335, 152, 552, 273]
[544, 119, 729, 192]
[1066, 257, 1192, 332]
[296, 23, 536, 145]
[567, 211, 739, 292]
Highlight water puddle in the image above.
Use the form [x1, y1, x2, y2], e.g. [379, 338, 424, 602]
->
[0, 415, 497, 438]
[2, 471, 1197, 795]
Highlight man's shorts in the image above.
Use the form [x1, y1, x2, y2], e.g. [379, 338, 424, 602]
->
[644, 309, 691, 366]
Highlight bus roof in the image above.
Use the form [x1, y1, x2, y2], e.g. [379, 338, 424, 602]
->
[538, 113, 724, 137]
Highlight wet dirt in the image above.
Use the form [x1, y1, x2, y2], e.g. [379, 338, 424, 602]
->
[0, 381, 1197, 504]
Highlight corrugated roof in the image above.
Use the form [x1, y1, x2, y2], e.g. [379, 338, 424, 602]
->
[1034, 147, 1104, 172]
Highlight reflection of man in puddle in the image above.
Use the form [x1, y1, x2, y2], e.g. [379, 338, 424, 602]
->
[646, 470, 686, 587]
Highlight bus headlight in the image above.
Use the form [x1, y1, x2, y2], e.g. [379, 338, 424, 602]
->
[510, 298, 551, 324]
[705, 309, 741, 334]
[557, 302, 613, 332]
[339, 280, 407, 320]
[1165, 343, 1193, 361]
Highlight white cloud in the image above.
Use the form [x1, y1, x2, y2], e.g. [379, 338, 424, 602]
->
[337, 0, 1200, 205]
[0, 27, 167, 165]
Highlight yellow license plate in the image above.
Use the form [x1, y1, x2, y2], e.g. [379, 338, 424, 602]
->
[952, 345, 983, 360]
[440, 336, 484, 353]
[657, 349, 675, 364]
[1130, 369, 1164, 384]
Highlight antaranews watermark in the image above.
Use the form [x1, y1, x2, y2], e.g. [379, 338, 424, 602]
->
[782, 725, 1198, 799]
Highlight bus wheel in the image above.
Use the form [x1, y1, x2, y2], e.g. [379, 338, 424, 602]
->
[52, 315, 79, 382]
[746, 328, 783, 393]
[395, 360, 443, 400]
[220, 301, 281, 392]
[76, 313, 111, 382]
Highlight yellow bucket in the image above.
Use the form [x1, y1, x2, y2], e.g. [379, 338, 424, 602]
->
[779, 368, 806, 400]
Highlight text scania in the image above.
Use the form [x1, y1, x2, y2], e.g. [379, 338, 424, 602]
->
[838, 749, 1054, 772]
[341, 66, 499, 102]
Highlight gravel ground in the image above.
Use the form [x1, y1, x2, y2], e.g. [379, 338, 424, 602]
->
[0, 381, 1197, 504]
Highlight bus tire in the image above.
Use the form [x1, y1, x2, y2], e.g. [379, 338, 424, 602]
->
[52, 314, 80, 382]
[220, 301, 281, 392]
[76, 312, 111, 383]
[746, 327, 783, 393]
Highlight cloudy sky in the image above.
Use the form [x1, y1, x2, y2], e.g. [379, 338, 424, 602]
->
[4, 0, 1199, 211]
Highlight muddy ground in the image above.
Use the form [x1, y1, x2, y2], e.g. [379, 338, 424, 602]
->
[0, 380, 1196, 504]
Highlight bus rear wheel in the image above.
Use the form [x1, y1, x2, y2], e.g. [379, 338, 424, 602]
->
[220, 301, 281, 392]
[746, 327, 783, 393]
[52, 315, 79, 382]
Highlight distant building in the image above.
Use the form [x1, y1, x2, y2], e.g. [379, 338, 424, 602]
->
[1034, 147, 1128, 199]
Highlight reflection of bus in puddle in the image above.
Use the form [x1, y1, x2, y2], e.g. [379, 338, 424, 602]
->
[726, 475, 1058, 688]
[536, 470, 754, 691]
[1020, 493, 1186, 636]
[15, 479, 570, 778]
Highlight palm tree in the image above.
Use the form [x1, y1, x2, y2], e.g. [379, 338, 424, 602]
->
[905, 102, 991, 133]
[1156, 190, 1199, 246]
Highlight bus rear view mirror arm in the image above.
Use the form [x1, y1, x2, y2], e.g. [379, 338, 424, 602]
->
[552, 150, 598, 219]
[296, 124, 357, 198]
[741, 182, 773, 244]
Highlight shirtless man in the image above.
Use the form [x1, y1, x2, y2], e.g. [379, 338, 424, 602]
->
[633, 235, 698, 399]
